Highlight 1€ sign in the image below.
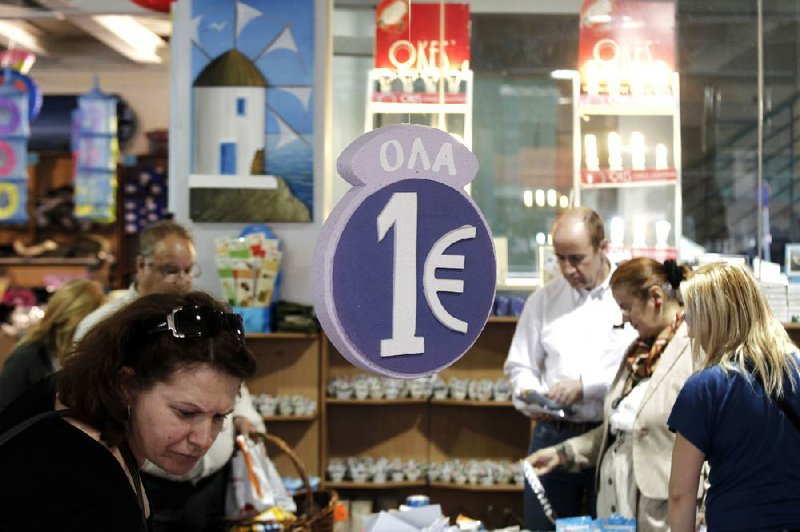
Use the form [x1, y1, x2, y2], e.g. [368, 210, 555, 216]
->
[312, 125, 496, 378]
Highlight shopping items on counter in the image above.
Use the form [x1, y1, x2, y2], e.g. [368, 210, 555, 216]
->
[363, 504, 449, 532]
[223, 432, 338, 532]
[215, 230, 282, 333]
[556, 514, 636, 531]
[225, 435, 297, 519]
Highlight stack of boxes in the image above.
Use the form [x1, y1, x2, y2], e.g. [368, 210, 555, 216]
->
[760, 282, 789, 323]
[788, 284, 800, 323]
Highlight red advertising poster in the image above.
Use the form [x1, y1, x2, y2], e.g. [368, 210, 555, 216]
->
[375, 1, 470, 71]
[578, 0, 675, 99]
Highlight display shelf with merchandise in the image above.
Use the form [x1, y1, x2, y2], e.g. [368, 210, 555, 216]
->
[327, 481, 427, 490]
[245, 333, 322, 479]
[572, 74, 682, 261]
[261, 415, 317, 422]
[321, 318, 530, 520]
[430, 482, 523, 492]
[327, 399, 429, 405]
[364, 68, 473, 150]
[430, 399, 514, 408]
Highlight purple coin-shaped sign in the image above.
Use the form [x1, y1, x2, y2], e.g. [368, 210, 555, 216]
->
[312, 124, 496, 378]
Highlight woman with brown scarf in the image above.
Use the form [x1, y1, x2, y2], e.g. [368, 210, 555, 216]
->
[527, 258, 703, 531]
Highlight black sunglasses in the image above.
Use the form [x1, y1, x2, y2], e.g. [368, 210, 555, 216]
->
[149, 305, 245, 343]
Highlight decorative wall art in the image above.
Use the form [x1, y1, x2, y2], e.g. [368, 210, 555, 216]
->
[185, 0, 314, 222]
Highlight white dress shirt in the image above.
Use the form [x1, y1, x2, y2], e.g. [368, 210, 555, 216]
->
[504, 273, 637, 422]
[74, 284, 265, 482]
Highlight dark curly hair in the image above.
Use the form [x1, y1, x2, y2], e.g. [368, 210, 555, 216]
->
[58, 291, 256, 447]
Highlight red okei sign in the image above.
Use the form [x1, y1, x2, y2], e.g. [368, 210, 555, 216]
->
[375, 1, 470, 71]
[578, 0, 675, 97]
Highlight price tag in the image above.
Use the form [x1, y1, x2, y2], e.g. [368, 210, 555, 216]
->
[313, 125, 496, 378]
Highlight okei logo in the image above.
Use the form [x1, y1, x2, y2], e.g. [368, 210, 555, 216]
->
[312, 125, 495, 378]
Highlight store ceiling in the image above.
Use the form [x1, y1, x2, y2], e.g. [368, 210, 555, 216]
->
[0, 0, 796, 76]
[0, 0, 170, 69]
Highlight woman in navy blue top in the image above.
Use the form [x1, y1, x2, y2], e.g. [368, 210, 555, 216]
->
[668, 262, 800, 531]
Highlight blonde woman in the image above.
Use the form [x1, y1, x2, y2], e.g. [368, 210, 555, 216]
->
[0, 279, 104, 412]
[668, 262, 800, 531]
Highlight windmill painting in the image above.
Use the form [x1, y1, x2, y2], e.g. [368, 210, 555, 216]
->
[188, 0, 314, 222]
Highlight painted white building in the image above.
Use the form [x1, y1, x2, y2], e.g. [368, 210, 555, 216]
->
[192, 49, 267, 176]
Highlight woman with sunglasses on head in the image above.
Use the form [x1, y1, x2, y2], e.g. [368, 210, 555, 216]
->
[0, 290, 256, 531]
[668, 262, 800, 532]
[527, 258, 704, 531]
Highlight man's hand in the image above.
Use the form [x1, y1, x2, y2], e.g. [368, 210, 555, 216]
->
[546, 379, 583, 406]
[233, 416, 258, 437]
[530, 412, 554, 422]
[526, 446, 564, 476]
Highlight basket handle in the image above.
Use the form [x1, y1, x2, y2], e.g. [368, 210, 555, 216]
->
[249, 432, 316, 515]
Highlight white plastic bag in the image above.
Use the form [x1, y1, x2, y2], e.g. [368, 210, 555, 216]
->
[225, 435, 297, 518]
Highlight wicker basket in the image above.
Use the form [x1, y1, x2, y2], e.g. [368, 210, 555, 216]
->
[223, 432, 338, 532]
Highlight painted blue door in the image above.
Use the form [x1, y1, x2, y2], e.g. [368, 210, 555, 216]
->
[219, 142, 236, 175]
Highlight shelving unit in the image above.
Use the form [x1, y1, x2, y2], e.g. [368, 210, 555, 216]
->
[572, 74, 682, 261]
[321, 317, 530, 522]
[245, 332, 322, 480]
[0, 153, 120, 290]
[364, 67, 473, 150]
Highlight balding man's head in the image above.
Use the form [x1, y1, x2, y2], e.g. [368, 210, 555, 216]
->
[551, 207, 610, 291]
[551, 206, 606, 251]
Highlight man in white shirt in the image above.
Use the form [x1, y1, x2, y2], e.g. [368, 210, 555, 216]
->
[504, 207, 635, 530]
[75, 220, 265, 532]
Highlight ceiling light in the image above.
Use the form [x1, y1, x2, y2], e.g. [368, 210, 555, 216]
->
[89, 15, 165, 64]
[0, 20, 47, 55]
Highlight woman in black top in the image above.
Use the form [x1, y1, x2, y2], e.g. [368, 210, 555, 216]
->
[0, 290, 256, 531]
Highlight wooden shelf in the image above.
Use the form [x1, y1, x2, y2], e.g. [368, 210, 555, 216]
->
[431, 399, 513, 407]
[323, 321, 528, 521]
[0, 256, 102, 289]
[326, 480, 426, 489]
[327, 398, 514, 407]
[262, 415, 317, 422]
[487, 316, 518, 323]
[578, 102, 676, 116]
[430, 482, 523, 492]
[246, 332, 318, 340]
[245, 333, 322, 479]
[0, 257, 100, 266]
[326, 398, 429, 405]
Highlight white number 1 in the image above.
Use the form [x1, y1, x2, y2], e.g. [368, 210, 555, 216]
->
[377, 192, 425, 357]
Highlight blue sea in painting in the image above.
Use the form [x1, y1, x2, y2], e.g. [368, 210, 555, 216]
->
[265, 134, 313, 216]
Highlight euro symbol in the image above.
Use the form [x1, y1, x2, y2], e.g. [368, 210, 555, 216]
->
[423, 225, 476, 333]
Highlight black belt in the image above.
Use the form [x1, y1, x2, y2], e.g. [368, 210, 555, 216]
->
[540, 418, 601, 432]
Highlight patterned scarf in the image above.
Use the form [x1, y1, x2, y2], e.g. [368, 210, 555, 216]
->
[612, 313, 684, 409]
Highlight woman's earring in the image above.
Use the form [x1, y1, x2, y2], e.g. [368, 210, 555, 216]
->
[127, 405, 132, 420]
[655, 300, 662, 309]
